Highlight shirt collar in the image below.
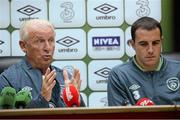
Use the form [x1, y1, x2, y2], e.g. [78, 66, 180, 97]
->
[23, 56, 33, 69]
[133, 55, 163, 72]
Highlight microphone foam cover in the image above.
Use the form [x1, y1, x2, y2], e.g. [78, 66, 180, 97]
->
[136, 98, 154, 106]
[62, 84, 80, 107]
[1, 87, 16, 108]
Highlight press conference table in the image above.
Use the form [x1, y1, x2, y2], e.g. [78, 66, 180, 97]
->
[0, 105, 180, 119]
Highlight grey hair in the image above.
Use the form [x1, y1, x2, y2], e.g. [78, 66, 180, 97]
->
[19, 19, 55, 41]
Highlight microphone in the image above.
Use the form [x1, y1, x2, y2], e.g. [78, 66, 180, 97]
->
[136, 98, 154, 106]
[62, 84, 80, 107]
[15, 89, 32, 109]
[0, 87, 16, 109]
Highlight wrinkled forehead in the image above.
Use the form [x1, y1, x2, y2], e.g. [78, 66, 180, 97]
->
[28, 21, 55, 36]
[28, 20, 54, 31]
[21, 19, 53, 31]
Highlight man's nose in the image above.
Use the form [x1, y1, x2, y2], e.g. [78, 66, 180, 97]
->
[44, 41, 51, 50]
[147, 45, 153, 54]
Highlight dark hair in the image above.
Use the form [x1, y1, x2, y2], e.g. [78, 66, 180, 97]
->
[131, 17, 162, 40]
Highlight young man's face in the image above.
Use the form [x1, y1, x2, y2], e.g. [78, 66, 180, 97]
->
[131, 28, 163, 71]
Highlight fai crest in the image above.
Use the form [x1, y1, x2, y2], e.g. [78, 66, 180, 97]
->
[166, 77, 180, 91]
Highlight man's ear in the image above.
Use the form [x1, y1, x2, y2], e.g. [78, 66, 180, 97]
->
[19, 40, 27, 53]
[160, 36, 164, 52]
[161, 36, 164, 43]
[127, 39, 135, 50]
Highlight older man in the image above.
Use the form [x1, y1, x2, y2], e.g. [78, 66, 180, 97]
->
[0, 19, 85, 108]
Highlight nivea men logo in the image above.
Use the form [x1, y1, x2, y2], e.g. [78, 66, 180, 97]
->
[17, 5, 41, 16]
[0, 40, 4, 45]
[17, 5, 41, 22]
[94, 67, 111, 78]
[94, 3, 117, 14]
[56, 36, 79, 53]
[60, 2, 75, 23]
[92, 36, 120, 46]
[94, 3, 117, 20]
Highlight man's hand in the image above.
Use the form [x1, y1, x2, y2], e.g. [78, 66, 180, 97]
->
[63, 67, 81, 91]
[41, 68, 56, 101]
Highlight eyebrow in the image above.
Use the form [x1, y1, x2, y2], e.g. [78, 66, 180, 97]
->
[138, 39, 161, 43]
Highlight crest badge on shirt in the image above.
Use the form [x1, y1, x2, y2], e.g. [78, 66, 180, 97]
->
[166, 77, 180, 91]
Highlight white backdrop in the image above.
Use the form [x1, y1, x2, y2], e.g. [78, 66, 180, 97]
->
[0, 0, 161, 107]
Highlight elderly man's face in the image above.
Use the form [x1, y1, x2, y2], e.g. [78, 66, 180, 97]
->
[21, 24, 55, 70]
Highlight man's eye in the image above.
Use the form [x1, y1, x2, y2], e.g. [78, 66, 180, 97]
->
[152, 41, 160, 45]
[139, 42, 147, 46]
[39, 39, 44, 43]
[49, 39, 54, 42]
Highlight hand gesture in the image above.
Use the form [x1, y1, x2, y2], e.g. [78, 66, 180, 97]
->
[41, 68, 56, 101]
[63, 67, 81, 91]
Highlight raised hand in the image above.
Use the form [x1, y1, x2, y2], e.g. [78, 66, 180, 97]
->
[63, 67, 81, 91]
[41, 68, 56, 101]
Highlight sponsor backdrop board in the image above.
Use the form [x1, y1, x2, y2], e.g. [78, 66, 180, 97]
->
[0, 0, 173, 107]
